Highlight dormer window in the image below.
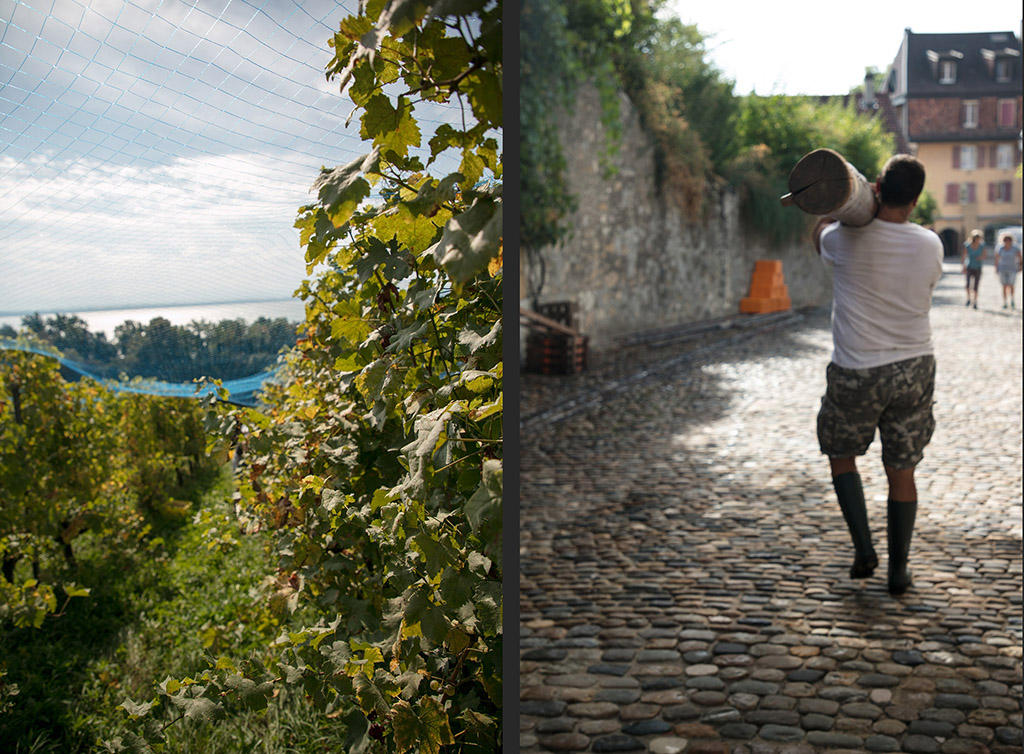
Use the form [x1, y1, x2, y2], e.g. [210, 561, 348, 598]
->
[928, 49, 964, 84]
[981, 46, 1020, 82]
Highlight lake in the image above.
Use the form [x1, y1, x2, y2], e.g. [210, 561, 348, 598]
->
[0, 299, 307, 337]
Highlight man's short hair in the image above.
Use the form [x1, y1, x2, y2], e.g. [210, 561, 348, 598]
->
[877, 154, 926, 207]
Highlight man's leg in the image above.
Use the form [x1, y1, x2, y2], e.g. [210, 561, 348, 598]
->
[818, 362, 881, 580]
[884, 465, 916, 500]
[829, 456, 878, 578]
[884, 464, 917, 595]
[878, 354, 935, 596]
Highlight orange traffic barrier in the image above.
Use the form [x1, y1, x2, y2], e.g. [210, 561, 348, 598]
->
[740, 259, 792, 314]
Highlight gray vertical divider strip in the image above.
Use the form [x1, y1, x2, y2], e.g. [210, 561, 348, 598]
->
[501, 0, 522, 749]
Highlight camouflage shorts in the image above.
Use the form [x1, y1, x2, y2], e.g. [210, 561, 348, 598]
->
[817, 354, 936, 469]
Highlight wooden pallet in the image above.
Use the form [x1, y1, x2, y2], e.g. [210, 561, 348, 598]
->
[521, 307, 589, 375]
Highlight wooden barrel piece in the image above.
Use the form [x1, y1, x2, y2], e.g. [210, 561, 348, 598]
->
[781, 148, 877, 227]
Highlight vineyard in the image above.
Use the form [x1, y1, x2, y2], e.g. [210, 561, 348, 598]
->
[0, 0, 502, 751]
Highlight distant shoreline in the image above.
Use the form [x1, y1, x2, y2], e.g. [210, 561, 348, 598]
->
[0, 299, 307, 336]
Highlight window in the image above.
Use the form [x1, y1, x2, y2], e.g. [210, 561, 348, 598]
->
[959, 145, 977, 170]
[995, 59, 1011, 82]
[997, 144, 1014, 169]
[989, 181, 1013, 202]
[998, 99, 1016, 128]
[962, 101, 978, 128]
[939, 60, 957, 83]
[945, 182, 977, 204]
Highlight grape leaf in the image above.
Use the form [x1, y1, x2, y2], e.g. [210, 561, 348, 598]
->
[392, 696, 454, 754]
[427, 196, 502, 283]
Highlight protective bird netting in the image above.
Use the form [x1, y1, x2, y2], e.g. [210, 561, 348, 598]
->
[0, 0, 464, 405]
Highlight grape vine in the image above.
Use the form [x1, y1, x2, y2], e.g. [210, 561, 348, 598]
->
[112, 1, 502, 751]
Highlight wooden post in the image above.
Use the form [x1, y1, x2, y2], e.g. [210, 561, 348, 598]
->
[781, 148, 877, 227]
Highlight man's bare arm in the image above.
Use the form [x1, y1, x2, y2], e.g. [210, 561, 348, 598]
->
[812, 216, 836, 256]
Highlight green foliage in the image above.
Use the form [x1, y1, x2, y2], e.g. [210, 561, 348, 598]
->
[0, 469, 343, 752]
[521, 0, 740, 256]
[618, 12, 738, 218]
[0, 349, 119, 625]
[637, 17, 738, 171]
[0, 347, 223, 629]
[910, 188, 937, 226]
[727, 95, 895, 242]
[118, 393, 220, 513]
[520, 0, 640, 252]
[124, 1, 502, 751]
[521, 1, 897, 252]
[12, 313, 298, 382]
[520, 0, 576, 252]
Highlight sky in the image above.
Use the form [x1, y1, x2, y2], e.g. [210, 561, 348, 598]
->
[665, 0, 1022, 96]
[0, 0, 466, 313]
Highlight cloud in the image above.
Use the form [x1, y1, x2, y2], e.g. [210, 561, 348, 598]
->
[0, 0, 473, 312]
[0, 148, 315, 310]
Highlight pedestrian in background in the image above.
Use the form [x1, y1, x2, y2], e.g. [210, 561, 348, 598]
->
[813, 154, 944, 595]
[961, 230, 987, 309]
[994, 233, 1022, 310]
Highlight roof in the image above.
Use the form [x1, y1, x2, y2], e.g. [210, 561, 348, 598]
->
[893, 30, 1022, 98]
[874, 92, 910, 153]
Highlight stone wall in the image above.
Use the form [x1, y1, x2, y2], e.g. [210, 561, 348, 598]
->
[522, 84, 834, 353]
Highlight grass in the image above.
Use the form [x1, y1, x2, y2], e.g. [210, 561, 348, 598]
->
[0, 465, 350, 753]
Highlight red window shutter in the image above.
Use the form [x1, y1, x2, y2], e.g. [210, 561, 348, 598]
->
[990, 145, 998, 167]
[946, 183, 959, 203]
[967, 183, 977, 203]
[988, 182, 996, 201]
[977, 147, 986, 168]
[1000, 100, 1015, 127]
[1002, 181, 1012, 202]
[952, 147, 961, 168]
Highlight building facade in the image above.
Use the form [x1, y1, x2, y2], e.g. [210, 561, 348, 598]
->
[884, 29, 1022, 256]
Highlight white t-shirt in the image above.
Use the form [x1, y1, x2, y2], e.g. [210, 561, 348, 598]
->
[820, 219, 944, 369]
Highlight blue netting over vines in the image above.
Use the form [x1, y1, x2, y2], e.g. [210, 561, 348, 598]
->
[1, 336, 273, 404]
[0, 0, 464, 405]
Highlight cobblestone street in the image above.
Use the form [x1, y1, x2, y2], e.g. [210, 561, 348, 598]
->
[519, 262, 1023, 754]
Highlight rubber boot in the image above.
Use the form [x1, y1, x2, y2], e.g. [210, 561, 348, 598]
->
[887, 498, 917, 595]
[832, 472, 878, 578]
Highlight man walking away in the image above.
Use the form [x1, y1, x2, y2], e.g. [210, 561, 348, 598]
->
[812, 154, 944, 595]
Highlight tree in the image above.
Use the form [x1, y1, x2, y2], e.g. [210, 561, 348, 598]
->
[910, 188, 937, 227]
[728, 94, 895, 242]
